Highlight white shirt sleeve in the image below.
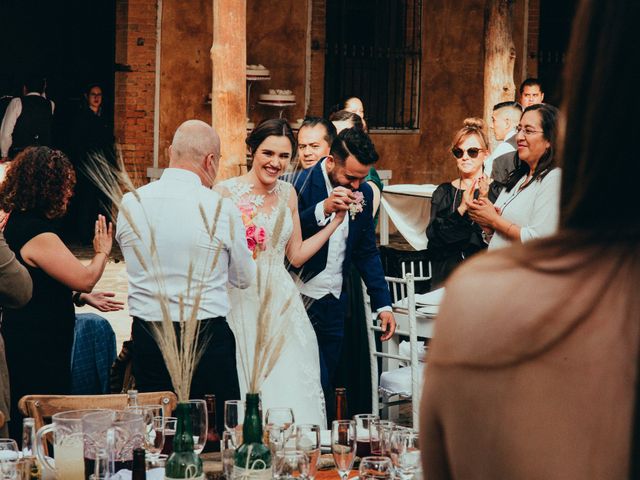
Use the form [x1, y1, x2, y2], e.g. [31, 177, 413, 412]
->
[520, 169, 562, 243]
[0, 98, 22, 157]
[314, 200, 333, 226]
[227, 202, 257, 289]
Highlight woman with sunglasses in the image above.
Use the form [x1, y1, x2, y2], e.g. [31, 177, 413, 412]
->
[426, 118, 494, 287]
[467, 104, 561, 250]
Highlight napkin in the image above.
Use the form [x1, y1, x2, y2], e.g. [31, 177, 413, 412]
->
[109, 468, 164, 480]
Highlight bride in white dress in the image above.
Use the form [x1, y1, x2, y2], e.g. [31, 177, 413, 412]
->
[216, 119, 346, 427]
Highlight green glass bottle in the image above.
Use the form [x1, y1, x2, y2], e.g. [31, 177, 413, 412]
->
[164, 402, 204, 480]
[233, 393, 271, 480]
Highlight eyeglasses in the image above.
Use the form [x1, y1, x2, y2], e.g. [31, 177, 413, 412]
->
[516, 125, 544, 136]
[451, 147, 484, 159]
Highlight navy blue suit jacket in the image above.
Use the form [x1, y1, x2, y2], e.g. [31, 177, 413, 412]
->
[289, 161, 392, 311]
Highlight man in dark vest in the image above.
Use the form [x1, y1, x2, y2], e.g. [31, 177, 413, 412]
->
[0, 76, 54, 161]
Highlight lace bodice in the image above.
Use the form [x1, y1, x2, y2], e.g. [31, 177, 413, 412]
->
[218, 178, 293, 261]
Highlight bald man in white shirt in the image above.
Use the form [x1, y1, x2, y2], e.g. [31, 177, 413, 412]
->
[116, 120, 255, 432]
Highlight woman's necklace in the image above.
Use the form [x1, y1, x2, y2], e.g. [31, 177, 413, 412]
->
[451, 177, 478, 213]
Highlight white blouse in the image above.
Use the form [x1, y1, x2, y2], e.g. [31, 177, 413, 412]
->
[489, 168, 561, 250]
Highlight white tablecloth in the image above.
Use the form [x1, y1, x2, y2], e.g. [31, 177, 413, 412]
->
[379, 184, 437, 250]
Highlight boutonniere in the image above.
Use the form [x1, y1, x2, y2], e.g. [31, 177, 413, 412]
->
[349, 191, 365, 220]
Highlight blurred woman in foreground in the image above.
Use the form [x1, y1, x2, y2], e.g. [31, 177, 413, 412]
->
[420, 1, 640, 478]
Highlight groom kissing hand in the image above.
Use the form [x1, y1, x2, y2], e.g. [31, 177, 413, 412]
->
[290, 127, 396, 420]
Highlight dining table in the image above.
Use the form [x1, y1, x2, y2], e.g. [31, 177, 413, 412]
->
[379, 184, 437, 250]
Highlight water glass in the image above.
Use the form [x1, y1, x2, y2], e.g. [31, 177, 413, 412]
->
[160, 417, 177, 456]
[0, 439, 19, 480]
[224, 400, 245, 442]
[295, 424, 320, 480]
[330, 420, 356, 480]
[353, 414, 379, 458]
[187, 399, 208, 454]
[369, 420, 395, 456]
[359, 456, 393, 480]
[273, 450, 309, 480]
[220, 430, 236, 479]
[390, 430, 421, 480]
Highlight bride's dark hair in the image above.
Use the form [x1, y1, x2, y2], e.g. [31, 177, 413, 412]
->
[246, 118, 297, 161]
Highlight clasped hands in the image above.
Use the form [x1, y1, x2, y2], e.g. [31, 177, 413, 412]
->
[457, 177, 499, 232]
[323, 186, 355, 219]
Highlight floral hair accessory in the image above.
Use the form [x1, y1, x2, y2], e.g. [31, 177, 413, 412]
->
[349, 191, 365, 220]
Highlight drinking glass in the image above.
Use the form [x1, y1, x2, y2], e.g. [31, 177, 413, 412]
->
[295, 424, 320, 480]
[369, 420, 395, 456]
[127, 404, 165, 460]
[273, 450, 309, 480]
[221, 430, 236, 479]
[265, 407, 295, 453]
[353, 414, 379, 458]
[188, 399, 208, 454]
[160, 417, 177, 456]
[390, 430, 421, 480]
[224, 400, 245, 444]
[330, 420, 356, 480]
[359, 456, 393, 480]
[0, 439, 19, 480]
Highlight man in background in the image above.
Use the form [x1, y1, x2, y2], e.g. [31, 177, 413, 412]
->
[487, 101, 522, 184]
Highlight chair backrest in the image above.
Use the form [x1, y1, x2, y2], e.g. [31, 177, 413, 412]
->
[365, 273, 422, 427]
[18, 391, 178, 433]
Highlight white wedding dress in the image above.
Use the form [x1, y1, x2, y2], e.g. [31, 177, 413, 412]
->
[219, 178, 327, 427]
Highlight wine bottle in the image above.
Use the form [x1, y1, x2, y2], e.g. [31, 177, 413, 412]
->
[202, 394, 221, 453]
[233, 393, 271, 480]
[165, 402, 204, 479]
[132, 447, 146, 480]
[335, 387, 348, 421]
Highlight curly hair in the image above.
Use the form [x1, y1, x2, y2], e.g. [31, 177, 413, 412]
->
[0, 147, 76, 219]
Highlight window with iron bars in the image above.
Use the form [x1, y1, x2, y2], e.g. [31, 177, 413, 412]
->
[323, 0, 422, 131]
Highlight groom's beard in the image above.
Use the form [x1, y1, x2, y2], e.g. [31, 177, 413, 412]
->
[328, 168, 347, 189]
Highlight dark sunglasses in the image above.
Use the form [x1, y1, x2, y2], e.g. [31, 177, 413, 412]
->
[452, 147, 483, 159]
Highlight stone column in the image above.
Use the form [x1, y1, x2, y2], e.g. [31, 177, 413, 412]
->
[211, 0, 247, 180]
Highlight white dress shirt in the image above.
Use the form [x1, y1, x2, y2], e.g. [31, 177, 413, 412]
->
[484, 129, 516, 177]
[0, 93, 55, 157]
[116, 168, 256, 321]
[489, 168, 561, 250]
[297, 160, 349, 300]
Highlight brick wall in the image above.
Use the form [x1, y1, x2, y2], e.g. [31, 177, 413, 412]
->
[114, 0, 157, 186]
[527, 0, 540, 78]
[308, 0, 326, 116]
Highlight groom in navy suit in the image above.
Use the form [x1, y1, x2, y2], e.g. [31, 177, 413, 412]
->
[290, 127, 396, 420]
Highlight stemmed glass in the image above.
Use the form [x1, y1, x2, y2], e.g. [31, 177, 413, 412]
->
[369, 420, 395, 456]
[126, 404, 165, 460]
[331, 420, 356, 480]
[359, 456, 394, 480]
[0, 439, 20, 480]
[390, 429, 421, 480]
[295, 424, 321, 480]
[188, 399, 208, 454]
[265, 407, 295, 453]
[224, 400, 245, 447]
